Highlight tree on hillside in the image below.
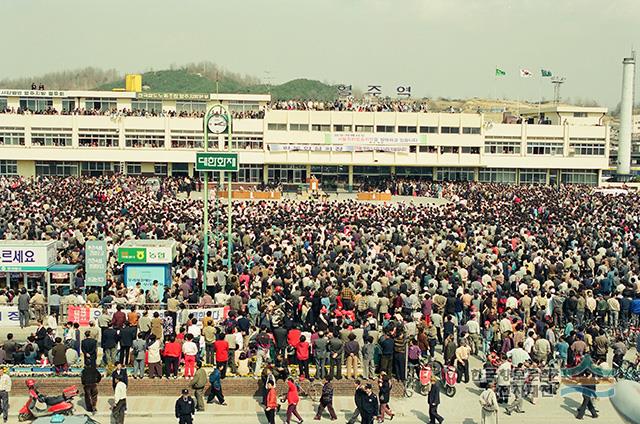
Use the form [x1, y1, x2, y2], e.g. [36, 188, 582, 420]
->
[0, 67, 119, 90]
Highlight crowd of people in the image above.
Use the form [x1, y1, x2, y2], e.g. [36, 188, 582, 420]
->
[268, 99, 431, 113]
[0, 176, 639, 422]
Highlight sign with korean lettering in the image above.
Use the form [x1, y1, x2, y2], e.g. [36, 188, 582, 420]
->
[269, 144, 410, 153]
[117, 247, 147, 264]
[137, 92, 210, 101]
[0, 241, 57, 272]
[0, 89, 67, 97]
[67, 305, 92, 326]
[195, 152, 239, 172]
[326, 133, 427, 145]
[0, 306, 20, 327]
[85, 240, 108, 286]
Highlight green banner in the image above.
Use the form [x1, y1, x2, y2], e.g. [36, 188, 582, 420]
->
[117, 247, 147, 263]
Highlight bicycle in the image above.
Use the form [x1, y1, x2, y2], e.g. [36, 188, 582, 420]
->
[279, 376, 323, 402]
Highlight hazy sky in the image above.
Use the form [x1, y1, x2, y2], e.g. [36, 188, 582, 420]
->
[2, 0, 639, 107]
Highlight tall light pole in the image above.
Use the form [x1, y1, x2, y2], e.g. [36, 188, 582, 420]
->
[202, 104, 234, 288]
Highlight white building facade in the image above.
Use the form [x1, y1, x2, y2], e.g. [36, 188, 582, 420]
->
[0, 89, 609, 186]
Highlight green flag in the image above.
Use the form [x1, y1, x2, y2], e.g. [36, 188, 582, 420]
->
[495, 68, 506, 76]
[541, 69, 552, 77]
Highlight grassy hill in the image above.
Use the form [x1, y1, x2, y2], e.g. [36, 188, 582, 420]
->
[97, 69, 340, 101]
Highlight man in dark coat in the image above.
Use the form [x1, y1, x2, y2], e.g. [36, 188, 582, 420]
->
[81, 330, 98, 368]
[118, 323, 137, 365]
[80, 365, 102, 414]
[428, 376, 444, 424]
[347, 380, 366, 424]
[111, 361, 128, 390]
[175, 389, 196, 424]
[101, 326, 118, 366]
[360, 384, 379, 424]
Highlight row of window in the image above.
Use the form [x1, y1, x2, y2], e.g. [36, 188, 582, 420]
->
[268, 123, 480, 134]
[3, 97, 261, 114]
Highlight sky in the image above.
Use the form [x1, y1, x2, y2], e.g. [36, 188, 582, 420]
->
[1, 0, 639, 107]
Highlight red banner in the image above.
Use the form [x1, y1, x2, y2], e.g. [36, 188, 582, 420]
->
[67, 306, 92, 326]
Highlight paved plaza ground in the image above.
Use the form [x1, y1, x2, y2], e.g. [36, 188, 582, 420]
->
[4, 355, 623, 423]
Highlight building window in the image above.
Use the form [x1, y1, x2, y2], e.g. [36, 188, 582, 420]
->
[125, 130, 165, 148]
[461, 147, 480, 154]
[440, 146, 459, 154]
[267, 165, 306, 183]
[154, 163, 168, 176]
[171, 130, 203, 149]
[175, 101, 207, 115]
[233, 164, 264, 183]
[355, 125, 373, 133]
[398, 126, 417, 133]
[78, 130, 119, 147]
[0, 128, 25, 146]
[0, 98, 7, 110]
[353, 166, 392, 178]
[267, 123, 287, 131]
[130, 100, 163, 114]
[478, 168, 516, 184]
[0, 160, 17, 175]
[31, 128, 73, 147]
[334, 125, 352, 132]
[126, 163, 142, 175]
[229, 101, 260, 114]
[85, 98, 117, 112]
[232, 133, 263, 150]
[519, 169, 547, 184]
[441, 127, 460, 134]
[376, 125, 394, 133]
[570, 143, 605, 156]
[419, 126, 438, 133]
[527, 142, 563, 155]
[35, 161, 79, 176]
[561, 169, 598, 185]
[484, 140, 521, 154]
[573, 112, 588, 118]
[419, 145, 437, 153]
[62, 100, 75, 112]
[289, 124, 308, 131]
[395, 166, 433, 178]
[436, 167, 475, 181]
[311, 124, 330, 131]
[81, 162, 114, 175]
[19, 97, 53, 112]
[462, 127, 481, 134]
[172, 163, 189, 176]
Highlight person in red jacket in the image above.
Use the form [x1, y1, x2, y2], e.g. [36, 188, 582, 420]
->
[264, 380, 279, 424]
[213, 333, 230, 378]
[163, 335, 182, 378]
[296, 335, 310, 379]
[111, 306, 126, 330]
[285, 377, 303, 424]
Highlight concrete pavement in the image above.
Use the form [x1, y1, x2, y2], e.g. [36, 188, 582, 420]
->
[4, 385, 619, 423]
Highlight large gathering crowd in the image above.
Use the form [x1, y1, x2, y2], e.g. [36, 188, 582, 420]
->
[268, 99, 431, 113]
[0, 176, 639, 422]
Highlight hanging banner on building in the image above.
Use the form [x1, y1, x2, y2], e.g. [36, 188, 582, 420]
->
[137, 92, 210, 101]
[85, 240, 108, 286]
[326, 133, 427, 144]
[268, 144, 410, 153]
[0, 306, 20, 327]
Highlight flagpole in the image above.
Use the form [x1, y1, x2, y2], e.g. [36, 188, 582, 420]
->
[538, 72, 542, 121]
[494, 65, 497, 100]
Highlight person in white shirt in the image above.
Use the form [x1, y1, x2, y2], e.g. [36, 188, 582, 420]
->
[0, 368, 11, 423]
[111, 375, 127, 424]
